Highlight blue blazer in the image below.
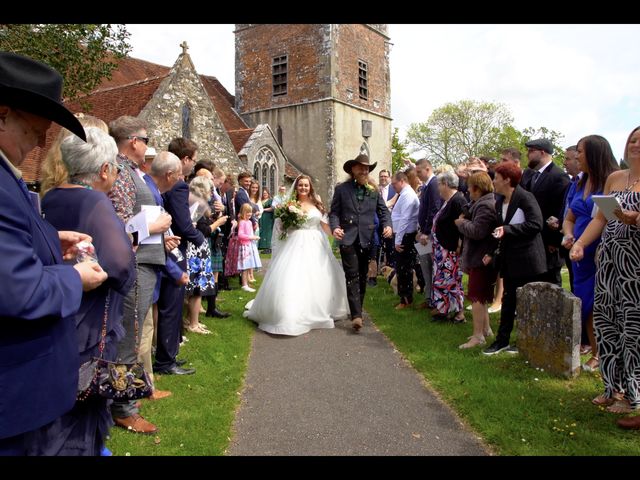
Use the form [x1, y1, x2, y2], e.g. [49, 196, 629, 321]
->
[0, 159, 83, 439]
[162, 180, 205, 256]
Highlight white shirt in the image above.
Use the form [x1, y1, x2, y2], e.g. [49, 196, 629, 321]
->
[380, 184, 390, 202]
[391, 184, 420, 246]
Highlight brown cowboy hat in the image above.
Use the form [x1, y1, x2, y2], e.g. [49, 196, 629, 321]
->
[0, 52, 85, 141]
[343, 153, 377, 174]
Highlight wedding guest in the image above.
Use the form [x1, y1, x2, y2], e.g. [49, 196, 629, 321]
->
[570, 126, 640, 421]
[39, 127, 135, 455]
[454, 172, 497, 348]
[561, 135, 618, 372]
[0, 52, 107, 455]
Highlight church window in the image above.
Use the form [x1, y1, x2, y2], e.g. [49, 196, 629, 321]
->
[255, 147, 278, 197]
[358, 60, 368, 100]
[272, 55, 288, 97]
[261, 164, 268, 192]
[182, 104, 191, 139]
[270, 165, 276, 195]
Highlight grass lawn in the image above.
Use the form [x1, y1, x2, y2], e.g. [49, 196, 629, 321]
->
[364, 269, 640, 455]
[106, 276, 259, 456]
[107, 260, 639, 456]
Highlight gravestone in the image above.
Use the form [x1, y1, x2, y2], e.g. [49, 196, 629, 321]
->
[516, 282, 581, 378]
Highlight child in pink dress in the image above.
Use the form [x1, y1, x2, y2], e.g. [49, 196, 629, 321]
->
[237, 203, 262, 292]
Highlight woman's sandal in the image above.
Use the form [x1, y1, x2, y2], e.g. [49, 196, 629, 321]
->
[187, 324, 211, 335]
[582, 356, 600, 373]
[593, 391, 624, 407]
[607, 399, 633, 414]
[459, 335, 486, 349]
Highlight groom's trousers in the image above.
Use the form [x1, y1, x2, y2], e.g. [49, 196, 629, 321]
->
[340, 240, 370, 319]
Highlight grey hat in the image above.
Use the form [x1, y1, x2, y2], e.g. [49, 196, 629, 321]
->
[525, 138, 554, 155]
[343, 153, 377, 174]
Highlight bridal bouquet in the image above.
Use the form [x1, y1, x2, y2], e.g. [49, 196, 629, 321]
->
[274, 199, 307, 240]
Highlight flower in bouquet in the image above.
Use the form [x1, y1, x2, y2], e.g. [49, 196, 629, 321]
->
[274, 198, 307, 239]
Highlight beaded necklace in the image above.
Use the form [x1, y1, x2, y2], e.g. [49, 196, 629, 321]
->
[624, 172, 640, 193]
[69, 179, 94, 190]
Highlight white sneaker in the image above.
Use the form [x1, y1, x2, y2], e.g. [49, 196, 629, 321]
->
[241, 285, 256, 292]
[465, 304, 472, 311]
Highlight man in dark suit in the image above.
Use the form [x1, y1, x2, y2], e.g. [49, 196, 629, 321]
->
[153, 138, 201, 376]
[415, 158, 442, 308]
[218, 175, 236, 290]
[520, 138, 570, 286]
[0, 52, 107, 454]
[329, 154, 392, 332]
[377, 169, 396, 269]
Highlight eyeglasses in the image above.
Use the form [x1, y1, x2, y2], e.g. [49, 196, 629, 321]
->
[127, 135, 149, 145]
[110, 162, 123, 173]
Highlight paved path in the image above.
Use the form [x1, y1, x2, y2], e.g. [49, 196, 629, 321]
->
[227, 314, 489, 456]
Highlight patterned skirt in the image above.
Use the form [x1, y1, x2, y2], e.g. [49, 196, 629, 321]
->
[186, 240, 216, 297]
[238, 242, 262, 271]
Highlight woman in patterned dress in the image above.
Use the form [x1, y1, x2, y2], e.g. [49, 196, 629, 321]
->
[571, 127, 640, 416]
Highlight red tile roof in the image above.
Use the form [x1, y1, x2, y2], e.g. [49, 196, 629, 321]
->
[227, 128, 255, 153]
[199, 75, 246, 132]
[22, 54, 249, 184]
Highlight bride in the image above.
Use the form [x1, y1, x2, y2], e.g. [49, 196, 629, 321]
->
[244, 175, 349, 335]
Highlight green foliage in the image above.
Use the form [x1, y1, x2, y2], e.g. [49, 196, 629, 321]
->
[0, 24, 131, 102]
[391, 127, 411, 173]
[406, 100, 514, 167]
[405, 100, 568, 169]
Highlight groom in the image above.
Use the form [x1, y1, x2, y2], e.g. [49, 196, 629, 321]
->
[330, 154, 392, 332]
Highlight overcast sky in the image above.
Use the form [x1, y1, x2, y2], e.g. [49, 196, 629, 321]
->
[126, 24, 640, 160]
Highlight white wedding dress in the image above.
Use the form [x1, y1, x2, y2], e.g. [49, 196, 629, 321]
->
[243, 207, 349, 336]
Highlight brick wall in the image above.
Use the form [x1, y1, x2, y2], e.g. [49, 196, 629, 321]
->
[235, 24, 331, 113]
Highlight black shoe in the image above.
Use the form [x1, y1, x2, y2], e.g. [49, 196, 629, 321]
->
[211, 309, 231, 318]
[154, 365, 196, 375]
[367, 278, 377, 287]
[482, 341, 509, 356]
[176, 359, 187, 367]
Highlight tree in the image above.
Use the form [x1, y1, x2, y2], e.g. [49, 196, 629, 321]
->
[0, 24, 131, 102]
[406, 100, 514, 166]
[391, 128, 411, 173]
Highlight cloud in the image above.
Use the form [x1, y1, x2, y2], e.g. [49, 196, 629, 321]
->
[126, 24, 640, 159]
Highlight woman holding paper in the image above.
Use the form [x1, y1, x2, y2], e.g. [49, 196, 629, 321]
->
[570, 127, 640, 417]
[481, 162, 546, 355]
[561, 135, 618, 373]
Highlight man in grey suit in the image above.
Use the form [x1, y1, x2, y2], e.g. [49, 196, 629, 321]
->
[329, 154, 392, 332]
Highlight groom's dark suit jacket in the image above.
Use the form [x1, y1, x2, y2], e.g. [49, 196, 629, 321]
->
[329, 180, 391, 249]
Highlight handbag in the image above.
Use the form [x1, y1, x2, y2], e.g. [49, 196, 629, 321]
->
[77, 268, 152, 401]
[224, 227, 240, 277]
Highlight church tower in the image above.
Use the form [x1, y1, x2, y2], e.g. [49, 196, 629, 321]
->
[234, 24, 391, 201]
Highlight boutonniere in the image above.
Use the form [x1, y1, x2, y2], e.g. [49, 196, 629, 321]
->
[364, 183, 375, 194]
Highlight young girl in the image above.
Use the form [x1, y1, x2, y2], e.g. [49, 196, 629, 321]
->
[237, 203, 262, 292]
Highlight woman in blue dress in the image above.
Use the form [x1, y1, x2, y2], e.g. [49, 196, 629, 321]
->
[39, 126, 136, 455]
[562, 135, 618, 373]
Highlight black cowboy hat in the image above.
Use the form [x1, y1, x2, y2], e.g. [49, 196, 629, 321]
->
[343, 153, 377, 174]
[0, 52, 85, 141]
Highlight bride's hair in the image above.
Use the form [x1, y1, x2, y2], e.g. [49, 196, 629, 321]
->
[293, 174, 325, 214]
